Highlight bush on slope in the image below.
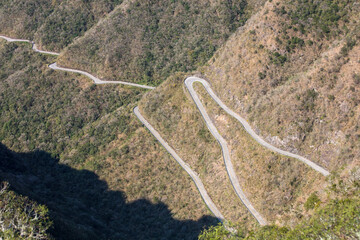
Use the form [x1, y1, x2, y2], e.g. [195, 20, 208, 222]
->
[0, 182, 53, 240]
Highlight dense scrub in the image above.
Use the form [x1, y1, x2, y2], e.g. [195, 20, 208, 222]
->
[1, 0, 360, 238]
[0, 41, 216, 239]
[192, 83, 323, 224]
[199, 197, 360, 239]
[199, 168, 360, 239]
[139, 73, 255, 225]
[0, 182, 52, 240]
[58, 0, 250, 86]
[0, 41, 142, 159]
[0, 0, 123, 51]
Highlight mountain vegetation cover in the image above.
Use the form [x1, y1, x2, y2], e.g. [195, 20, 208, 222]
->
[1, 0, 360, 239]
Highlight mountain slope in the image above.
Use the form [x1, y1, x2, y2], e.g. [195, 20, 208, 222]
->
[202, 0, 360, 171]
[57, 0, 252, 86]
[0, 0, 123, 51]
[1, 0, 360, 238]
[137, 0, 360, 230]
[0, 40, 217, 239]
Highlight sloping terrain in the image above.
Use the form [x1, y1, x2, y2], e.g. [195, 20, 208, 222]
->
[1, 0, 360, 238]
[0, 0, 123, 51]
[57, 0, 252, 86]
[138, 0, 360, 233]
[0, 40, 216, 239]
[0, 180, 52, 240]
[203, 0, 360, 171]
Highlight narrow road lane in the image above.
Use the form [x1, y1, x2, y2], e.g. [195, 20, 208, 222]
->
[134, 107, 225, 222]
[185, 77, 267, 225]
[185, 77, 330, 177]
[1, 35, 154, 90]
[2, 34, 331, 226]
[0, 35, 59, 56]
[49, 63, 155, 90]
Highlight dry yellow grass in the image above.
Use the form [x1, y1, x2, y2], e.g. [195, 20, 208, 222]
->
[193, 82, 327, 226]
[203, 0, 360, 172]
[139, 73, 257, 226]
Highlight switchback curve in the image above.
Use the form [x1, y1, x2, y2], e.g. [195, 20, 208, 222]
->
[185, 77, 330, 177]
[185, 77, 267, 225]
[1, 34, 331, 226]
[0, 35, 59, 56]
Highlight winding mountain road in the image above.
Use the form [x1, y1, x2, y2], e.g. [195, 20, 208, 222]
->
[185, 77, 267, 225]
[1, 34, 331, 226]
[0, 35, 60, 56]
[1, 36, 154, 90]
[185, 77, 330, 177]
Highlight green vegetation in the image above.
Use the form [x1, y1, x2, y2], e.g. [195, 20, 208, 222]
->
[140, 73, 257, 224]
[340, 38, 357, 56]
[286, 0, 353, 38]
[300, 89, 318, 112]
[58, 0, 250, 86]
[0, 182, 52, 240]
[0, 42, 142, 160]
[285, 37, 304, 52]
[304, 192, 321, 210]
[0, 0, 123, 51]
[1, 0, 359, 239]
[272, 0, 356, 56]
[199, 198, 360, 239]
[269, 52, 287, 65]
[0, 41, 216, 239]
[354, 73, 360, 84]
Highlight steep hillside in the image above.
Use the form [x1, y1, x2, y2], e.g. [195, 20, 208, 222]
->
[0, 0, 123, 51]
[139, 71, 327, 227]
[137, 0, 360, 232]
[57, 0, 252, 86]
[202, 0, 360, 171]
[1, 0, 360, 238]
[200, 197, 360, 239]
[0, 40, 217, 239]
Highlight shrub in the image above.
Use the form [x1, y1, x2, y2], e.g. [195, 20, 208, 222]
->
[269, 52, 287, 65]
[0, 182, 53, 240]
[304, 192, 321, 210]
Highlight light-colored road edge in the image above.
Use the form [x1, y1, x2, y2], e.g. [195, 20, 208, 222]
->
[134, 107, 225, 222]
[1, 35, 155, 90]
[185, 77, 267, 226]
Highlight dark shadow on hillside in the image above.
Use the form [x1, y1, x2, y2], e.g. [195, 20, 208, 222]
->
[0, 142, 218, 240]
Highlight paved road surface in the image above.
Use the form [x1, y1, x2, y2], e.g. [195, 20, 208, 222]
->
[134, 107, 225, 222]
[49, 63, 155, 90]
[2, 34, 331, 225]
[0, 35, 59, 56]
[185, 77, 268, 225]
[0, 35, 31, 43]
[1, 35, 154, 90]
[185, 77, 330, 177]
[32, 43, 59, 56]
